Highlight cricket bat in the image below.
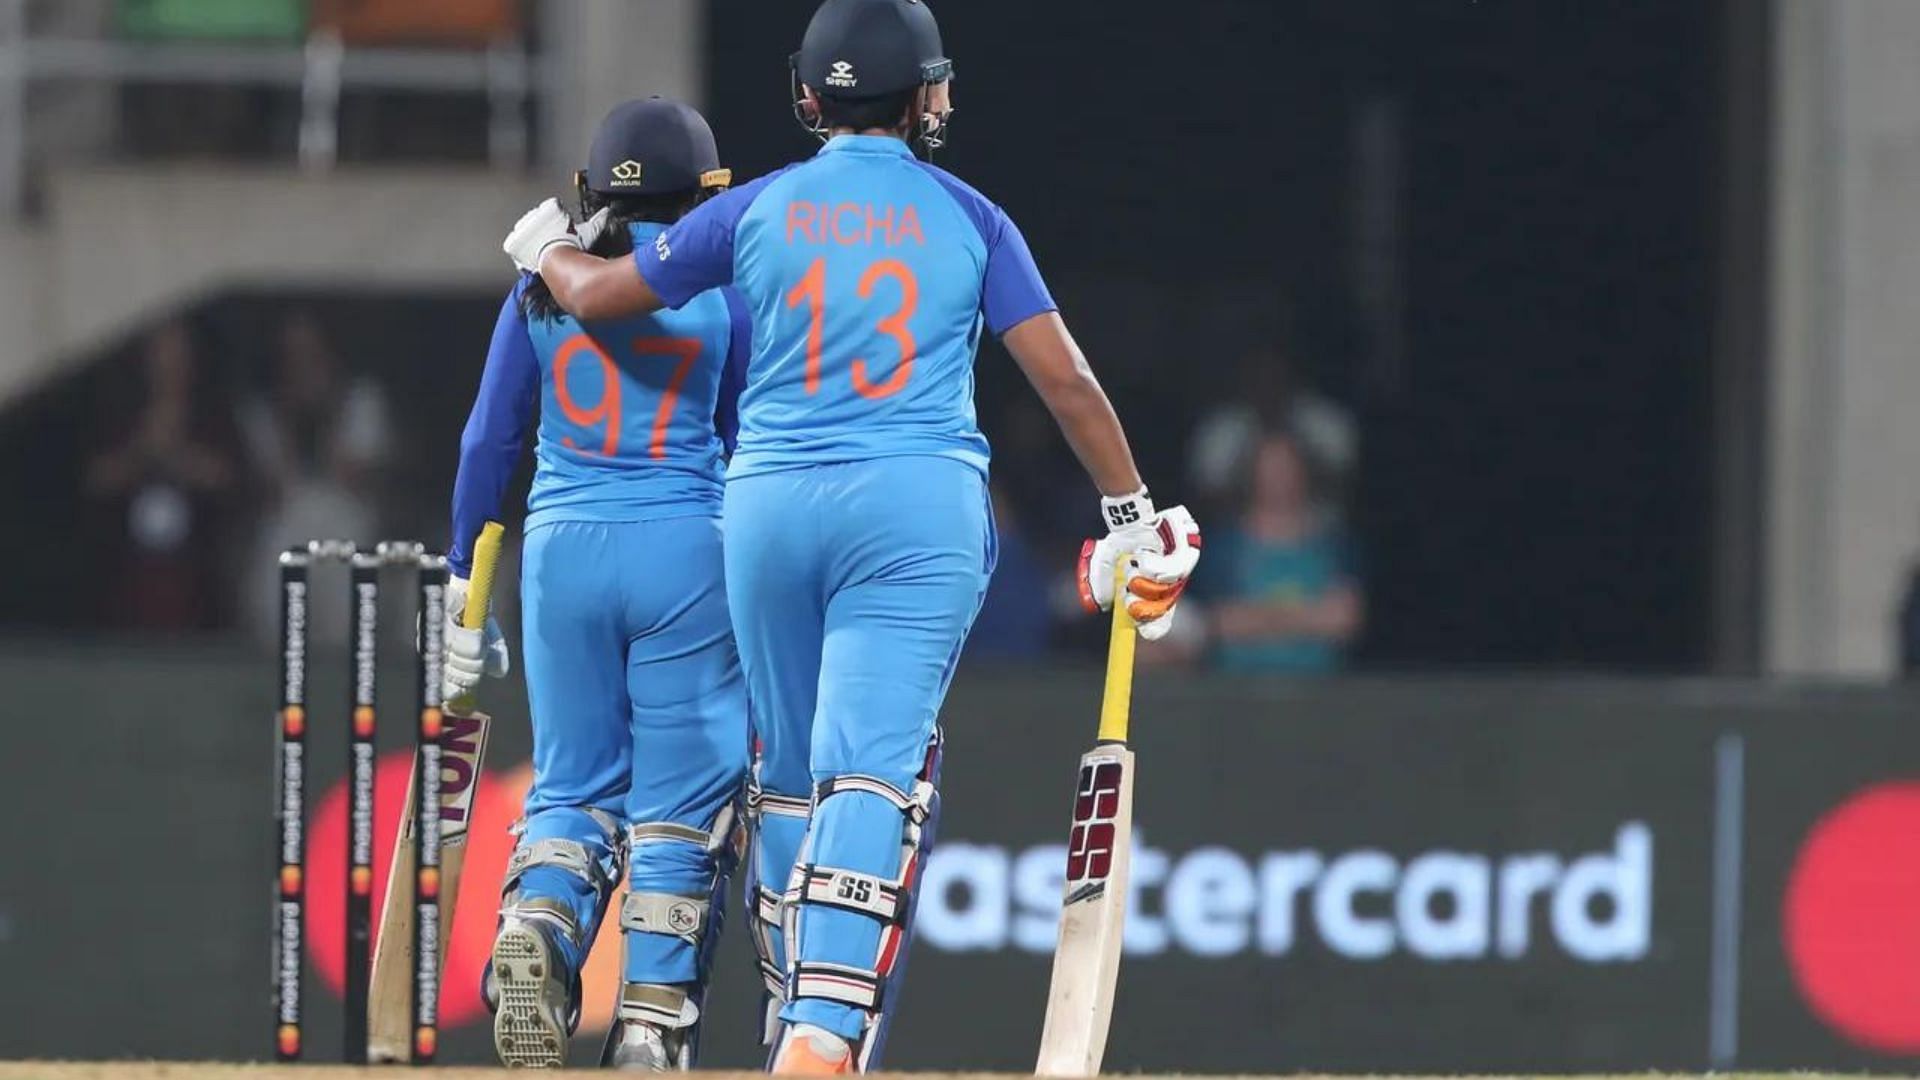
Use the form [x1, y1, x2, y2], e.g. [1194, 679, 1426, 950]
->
[367, 520, 505, 1063]
[1035, 567, 1138, 1077]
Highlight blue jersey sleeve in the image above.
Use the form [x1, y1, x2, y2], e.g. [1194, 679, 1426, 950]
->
[448, 280, 540, 576]
[917, 163, 1059, 335]
[979, 214, 1056, 335]
[715, 287, 752, 457]
[636, 168, 792, 309]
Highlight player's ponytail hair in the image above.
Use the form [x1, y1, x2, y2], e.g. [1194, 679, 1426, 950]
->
[519, 187, 711, 323]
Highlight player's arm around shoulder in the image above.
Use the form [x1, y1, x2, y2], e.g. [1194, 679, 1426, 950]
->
[502, 198, 662, 322]
[501, 169, 787, 323]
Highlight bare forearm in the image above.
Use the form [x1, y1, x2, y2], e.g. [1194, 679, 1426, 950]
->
[537, 247, 658, 321]
[1038, 372, 1142, 497]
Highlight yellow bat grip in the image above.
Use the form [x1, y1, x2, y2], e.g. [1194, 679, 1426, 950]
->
[462, 521, 506, 631]
[1096, 560, 1136, 744]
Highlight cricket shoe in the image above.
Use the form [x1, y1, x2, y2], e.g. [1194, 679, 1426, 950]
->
[601, 1018, 691, 1071]
[486, 918, 578, 1068]
[770, 1023, 855, 1075]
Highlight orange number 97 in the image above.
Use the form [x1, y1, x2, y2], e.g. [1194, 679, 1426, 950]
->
[552, 334, 700, 460]
[785, 257, 919, 400]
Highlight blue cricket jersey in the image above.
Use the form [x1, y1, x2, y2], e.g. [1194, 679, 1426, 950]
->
[635, 134, 1057, 480]
[447, 222, 750, 575]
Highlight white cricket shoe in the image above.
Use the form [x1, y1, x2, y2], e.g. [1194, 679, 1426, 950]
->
[602, 1018, 693, 1071]
[488, 920, 573, 1068]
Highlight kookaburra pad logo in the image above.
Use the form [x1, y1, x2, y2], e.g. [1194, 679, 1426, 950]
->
[826, 60, 858, 89]
[609, 159, 644, 186]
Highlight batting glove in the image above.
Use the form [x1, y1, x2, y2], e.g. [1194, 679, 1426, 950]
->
[1078, 490, 1203, 642]
[503, 197, 583, 274]
[573, 206, 613, 252]
[442, 573, 509, 702]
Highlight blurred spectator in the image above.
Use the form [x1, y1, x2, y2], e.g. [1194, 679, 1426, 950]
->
[1193, 429, 1363, 674]
[1188, 344, 1356, 517]
[241, 310, 393, 640]
[967, 487, 1055, 660]
[83, 320, 239, 629]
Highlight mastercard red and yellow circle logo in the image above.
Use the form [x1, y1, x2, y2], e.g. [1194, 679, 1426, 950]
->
[353, 706, 376, 737]
[282, 706, 306, 737]
[279, 865, 302, 896]
[304, 751, 631, 1033]
[276, 1024, 301, 1056]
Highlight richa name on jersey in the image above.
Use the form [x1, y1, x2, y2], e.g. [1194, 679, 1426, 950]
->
[786, 202, 926, 247]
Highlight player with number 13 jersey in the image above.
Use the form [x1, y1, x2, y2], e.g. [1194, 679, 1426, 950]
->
[502, 1, 1204, 1071]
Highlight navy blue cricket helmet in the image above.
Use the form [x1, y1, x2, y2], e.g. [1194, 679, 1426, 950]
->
[578, 97, 731, 204]
[790, 0, 954, 148]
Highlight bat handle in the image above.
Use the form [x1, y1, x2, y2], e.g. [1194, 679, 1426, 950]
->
[462, 521, 506, 631]
[1096, 561, 1135, 744]
[446, 520, 505, 714]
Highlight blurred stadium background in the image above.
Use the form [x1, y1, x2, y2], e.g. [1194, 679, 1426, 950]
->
[3, 0, 1920, 1072]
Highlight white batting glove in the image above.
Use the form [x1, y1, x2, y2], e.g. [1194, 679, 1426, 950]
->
[574, 206, 613, 252]
[1077, 490, 1204, 641]
[442, 573, 509, 702]
[503, 197, 583, 274]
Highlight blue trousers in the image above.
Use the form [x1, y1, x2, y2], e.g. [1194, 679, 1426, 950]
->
[517, 517, 748, 985]
[725, 456, 994, 1045]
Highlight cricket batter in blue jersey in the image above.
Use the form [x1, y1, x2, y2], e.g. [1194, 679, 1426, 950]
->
[502, 1, 1203, 1071]
[444, 97, 750, 1070]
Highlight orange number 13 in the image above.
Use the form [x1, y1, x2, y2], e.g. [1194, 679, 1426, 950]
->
[785, 257, 918, 400]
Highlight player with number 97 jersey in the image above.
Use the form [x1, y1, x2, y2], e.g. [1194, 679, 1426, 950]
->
[446, 98, 750, 1070]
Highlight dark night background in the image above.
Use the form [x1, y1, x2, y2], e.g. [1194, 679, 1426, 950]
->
[705, 0, 1720, 670]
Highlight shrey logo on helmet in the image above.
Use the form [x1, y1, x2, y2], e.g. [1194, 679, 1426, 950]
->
[791, 0, 955, 149]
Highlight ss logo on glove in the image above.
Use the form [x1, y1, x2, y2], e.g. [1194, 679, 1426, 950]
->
[1104, 503, 1141, 528]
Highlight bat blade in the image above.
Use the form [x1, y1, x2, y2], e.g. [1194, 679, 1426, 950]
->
[369, 521, 504, 1063]
[366, 707, 491, 1063]
[1035, 744, 1135, 1077]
